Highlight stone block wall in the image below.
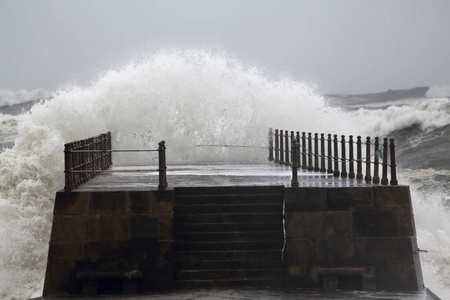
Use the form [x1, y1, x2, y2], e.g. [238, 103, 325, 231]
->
[43, 189, 174, 297]
[285, 186, 424, 291]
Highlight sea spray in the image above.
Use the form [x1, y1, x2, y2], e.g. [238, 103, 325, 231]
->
[401, 169, 450, 297]
[0, 49, 355, 299]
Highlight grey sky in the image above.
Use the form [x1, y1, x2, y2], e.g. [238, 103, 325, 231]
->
[1, 0, 449, 94]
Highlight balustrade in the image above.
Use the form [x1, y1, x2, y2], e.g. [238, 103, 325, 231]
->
[269, 128, 398, 185]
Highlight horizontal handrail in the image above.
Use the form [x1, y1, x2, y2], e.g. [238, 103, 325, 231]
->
[68, 149, 159, 152]
[269, 128, 398, 186]
[63, 132, 167, 191]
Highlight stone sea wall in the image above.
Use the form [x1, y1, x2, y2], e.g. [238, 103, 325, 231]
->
[285, 186, 423, 290]
[43, 185, 423, 297]
[43, 189, 174, 297]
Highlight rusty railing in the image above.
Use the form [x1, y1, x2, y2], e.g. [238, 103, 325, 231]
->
[64, 132, 167, 191]
[268, 128, 398, 187]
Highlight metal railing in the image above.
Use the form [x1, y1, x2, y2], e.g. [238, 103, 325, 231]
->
[64, 132, 167, 191]
[268, 128, 398, 187]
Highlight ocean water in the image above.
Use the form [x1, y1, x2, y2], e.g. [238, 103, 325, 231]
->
[0, 49, 448, 299]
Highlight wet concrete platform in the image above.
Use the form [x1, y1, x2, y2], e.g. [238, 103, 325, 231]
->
[32, 287, 439, 300]
[76, 163, 381, 191]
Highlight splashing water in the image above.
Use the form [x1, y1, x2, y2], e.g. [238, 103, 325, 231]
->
[0, 49, 354, 299]
[0, 49, 448, 298]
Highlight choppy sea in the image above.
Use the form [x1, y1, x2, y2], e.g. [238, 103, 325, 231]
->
[0, 50, 448, 299]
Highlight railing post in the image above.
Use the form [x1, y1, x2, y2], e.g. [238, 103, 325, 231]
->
[327, 134, 333, 174]
[279, 130, 284, 165]
[290, 131, 295, 164]
[268, 128, 274, 161]
[291, 138, 299, 188]
[314, 133, 320, 171]
[301, 132, 307, 170]
[341, 135, 347, 178]
[308, 132, 313, 171]
[381, 138, 389, 185]
[158, 141, 168, 190]
[365, 137, 372, 183]
[88, 137, 94, 180]
[274, 129, 279, 163]
[107, 131, 112, 166]
[296, 131, 301, 170]
[348, 135, 355, 179]
[285, 130, 290, 166]
[320, 133, 326, 172]
[64, 143, 72, 191]
[333, 134, 340, 177]
[390, 139, 398, 185]
[356, 136, 363, 180]
[373, 137, 380, 184]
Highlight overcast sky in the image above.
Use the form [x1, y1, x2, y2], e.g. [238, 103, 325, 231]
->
[1, 0, 449, 94]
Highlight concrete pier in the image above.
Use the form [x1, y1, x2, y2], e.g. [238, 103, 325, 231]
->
[42, 164, 426, 298]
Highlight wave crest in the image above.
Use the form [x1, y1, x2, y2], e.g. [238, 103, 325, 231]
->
[426, 85, 450, 98]
[348, 98, 450, 136]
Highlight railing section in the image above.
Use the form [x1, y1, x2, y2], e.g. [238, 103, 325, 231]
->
[268, 128, 398, 186]
[64, 132, 167, 191]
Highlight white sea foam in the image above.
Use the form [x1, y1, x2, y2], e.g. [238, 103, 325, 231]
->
[346, 97, 450, 136]
[401, 168, 450, 297]
[0, 49, 355, 299]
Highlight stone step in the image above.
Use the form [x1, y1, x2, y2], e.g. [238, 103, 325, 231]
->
[175, 203, 283, 214]
[175, 250, 283, 262]
[174, 222, 283, 234]
[176, 260, 284, 270]
[175, 231, 283, 242]
[175, 268, 286, 280]
[173, 186, 285, 287]
[174, 278, 286, 289]
[174, 185, 285, 196]
[175, 194, 283, 206]
[174, 213, 282, 224]
[175, 241, 284, 252]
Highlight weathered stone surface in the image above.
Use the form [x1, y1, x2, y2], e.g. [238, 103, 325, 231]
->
[54, 191, 90, 215]
[90, 191, 128, 214]
[48, 243, 83, 261]
[157, 213, 174, 240]
[51, 215, 99, 242]
[373, 186, 412, 208]
[327, 188, 375, 211]
[129, 190, 173, 213]
[315, 238, 356, 264]
[376, 264, 420, 291]
[353, 210, 396, 237]
[353, 209, 414, 237]
[130, 191, 150, 213]
[285, 238, 313, 264]
[45, 185, 423, 295]
[355, 237, 414, 264]
[98, 214, 131, 241]
[83, 241, 122, 260]
[286, 265, 311, 288]
[131, 218, 158, 239]
[43, 259, 79, 297]
[285, 188, 328, 212]
[285, 212, 321, 239]
[152, 189, 174, 212]
[286, 211, 352, 238]
[139, 260, 174, 291]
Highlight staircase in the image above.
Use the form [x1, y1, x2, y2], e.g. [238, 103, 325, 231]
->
[174, 186, 286, 289]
